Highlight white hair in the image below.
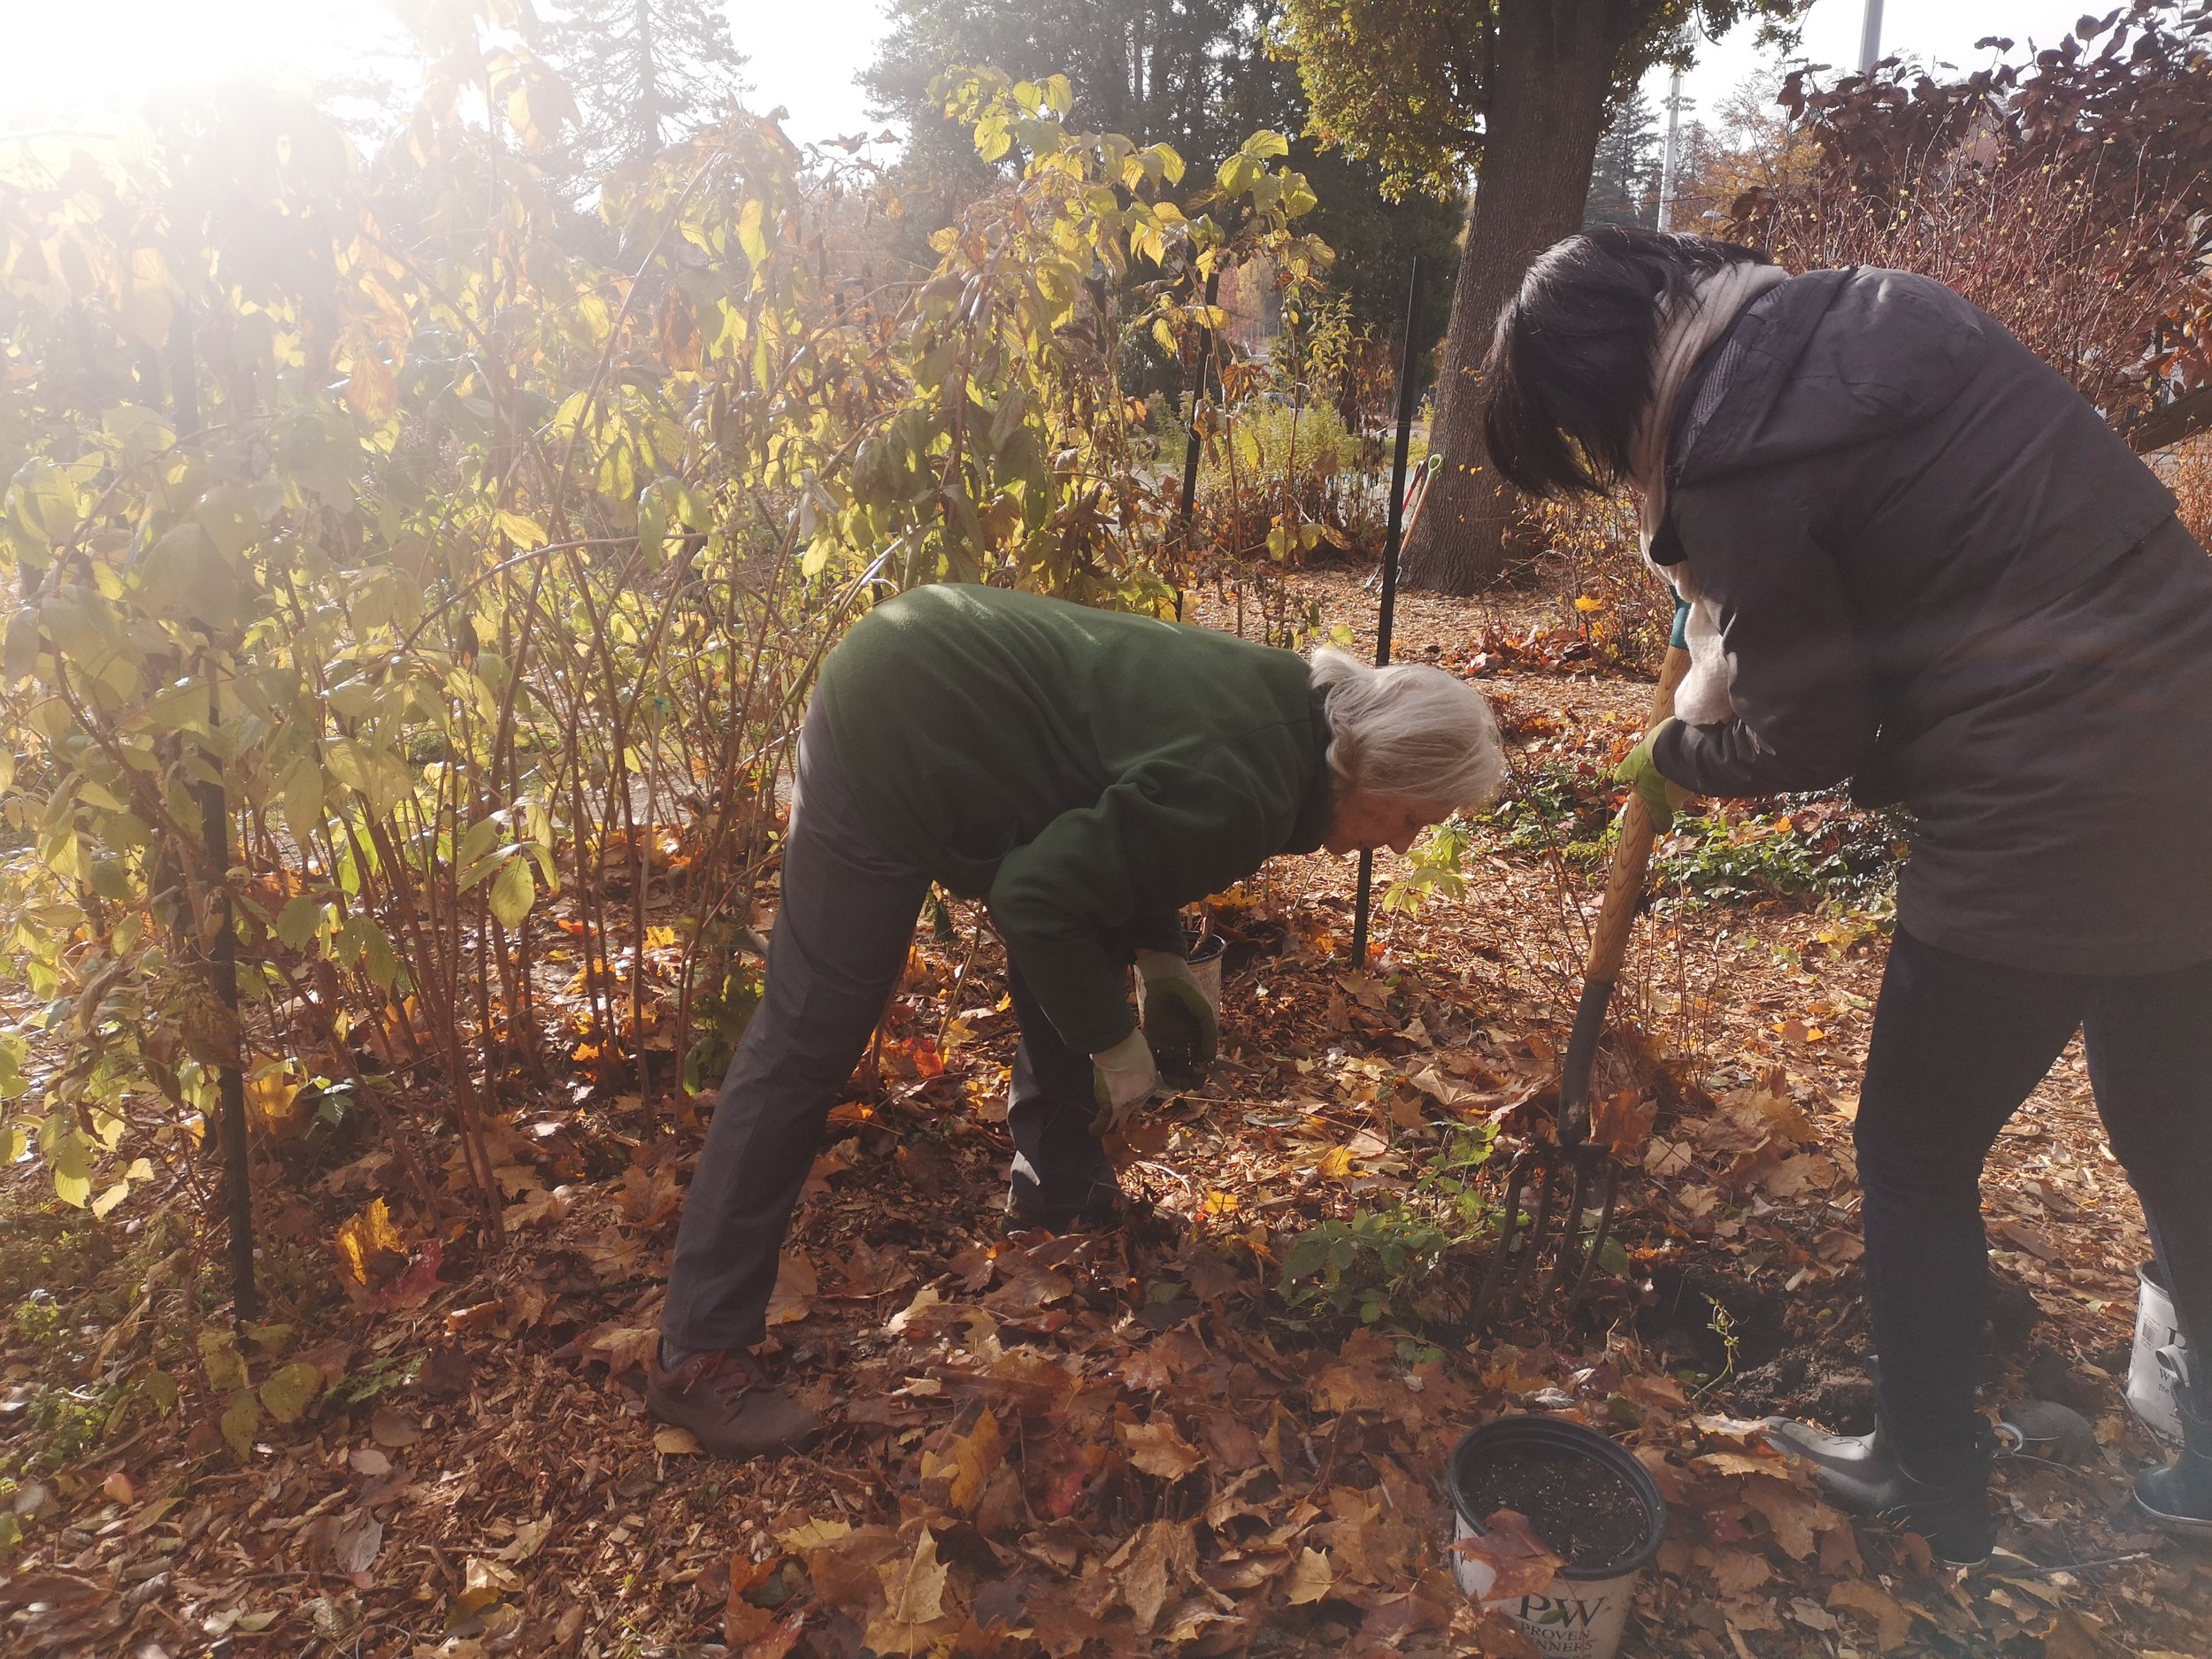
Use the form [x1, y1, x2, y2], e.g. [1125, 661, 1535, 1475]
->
[1310, 647, 1506, 811]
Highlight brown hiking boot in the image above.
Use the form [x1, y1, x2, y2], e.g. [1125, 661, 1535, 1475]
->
[646, 1346, 821, 1461]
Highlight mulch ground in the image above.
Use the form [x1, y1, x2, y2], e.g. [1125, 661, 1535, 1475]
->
[4, 565, 2208, 1659]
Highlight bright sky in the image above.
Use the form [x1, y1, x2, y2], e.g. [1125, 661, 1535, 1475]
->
[0, 0, 2126, 150]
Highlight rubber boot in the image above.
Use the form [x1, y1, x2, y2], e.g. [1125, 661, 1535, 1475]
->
[1763, 1417, 1995, 1566]
[2134, 1395, 2212, 1536]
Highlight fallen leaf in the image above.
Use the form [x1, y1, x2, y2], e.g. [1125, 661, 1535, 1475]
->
[349, 1447, 391, 1476]
[1283, 1546, 1336, 1606]
[1452, 1510, 1560, 1601]
[1119, 1418, 1202, 1480]
[329, 1508, 383, 1576]
[370, 1407, 421, 1448]
[765, 1252, 817, 1325]
[920, 1410, 1002, 1513]
[654, 1425, 701, 1455]
[864, 1526, 950, 1655]
[1829, 1578, 1914, 1653]
[1118, 1518, 1198, 1633]
[101, 1470, 134, 1505]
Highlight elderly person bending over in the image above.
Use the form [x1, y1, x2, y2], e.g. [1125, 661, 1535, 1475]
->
[651, 582, 1503, 1458]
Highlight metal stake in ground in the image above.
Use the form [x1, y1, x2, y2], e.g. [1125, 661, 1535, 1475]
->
[173, 302, 257, 1321]
[1350, 257, 1423, 969]
[1172, 267, 1221, 621]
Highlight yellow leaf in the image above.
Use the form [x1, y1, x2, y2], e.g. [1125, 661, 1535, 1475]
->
[654, 1425, 702, 1455]
[920, 1409, 1002, 1513]
[1283, 1547, 1334, 1605]
[778, 1516, 852, 1552]
[494, 511, 548, 549]
[864, 1526, 949, 1655]
[1317, 1144, 1357, 1180]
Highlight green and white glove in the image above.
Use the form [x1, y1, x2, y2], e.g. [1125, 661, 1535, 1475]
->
[1613, 720, 1693, 833]
[1135, 949, 1219, 1070]
[1089, 1027, 1159, 1136]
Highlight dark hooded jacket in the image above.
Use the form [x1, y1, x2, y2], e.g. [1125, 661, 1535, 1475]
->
[1650, 266, 2212, 973]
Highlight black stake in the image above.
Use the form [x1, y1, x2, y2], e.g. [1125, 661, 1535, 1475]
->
[1173, 267, 1221, 620]
[173, 303, 257, 1320]
[1350, 258, 1424, 970]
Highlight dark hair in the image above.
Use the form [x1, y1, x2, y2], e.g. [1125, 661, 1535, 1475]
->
[1481, 227, 1772, 499]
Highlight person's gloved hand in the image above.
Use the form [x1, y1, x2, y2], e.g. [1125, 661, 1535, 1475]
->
[1090, 1028, 1158, 1135]
[1614, 720, 1693, 833]
[1135, 949, 1218, 1069]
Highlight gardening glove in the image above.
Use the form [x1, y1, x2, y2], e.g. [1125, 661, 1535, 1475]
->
[1135, 948, 1218, 1069]
[1089, 1027, 1159, 1136]
[1614, 720, 1692, 834]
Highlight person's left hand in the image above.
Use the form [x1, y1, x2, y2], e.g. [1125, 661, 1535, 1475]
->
[1136, 949, 1219, 1069]
[1089, 1028, 1159, 1136]
[1614, 721, 1692, 833]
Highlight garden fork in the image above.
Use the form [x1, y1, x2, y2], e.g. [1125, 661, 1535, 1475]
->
[1471, 640, 1692, 1329]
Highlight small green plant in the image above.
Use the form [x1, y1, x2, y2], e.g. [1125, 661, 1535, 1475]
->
[1380, 818, 1473, 916]
[1279, 1128, 1495, 1325]
[1693, 1297, 1742, 1401]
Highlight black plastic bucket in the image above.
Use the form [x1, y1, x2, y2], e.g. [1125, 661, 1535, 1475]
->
[1448, 1416, 1668, 1659]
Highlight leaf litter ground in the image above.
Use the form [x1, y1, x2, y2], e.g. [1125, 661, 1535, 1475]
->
[3, 569, 2208, 1659]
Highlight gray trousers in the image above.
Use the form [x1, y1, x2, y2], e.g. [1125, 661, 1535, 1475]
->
[663, 698, 1119, 1352]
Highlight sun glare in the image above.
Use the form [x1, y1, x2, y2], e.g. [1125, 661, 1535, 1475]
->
[1, 0, 408, 120]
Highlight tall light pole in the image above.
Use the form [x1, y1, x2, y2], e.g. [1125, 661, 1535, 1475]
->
[1858, 0, 1886, 73]
[1656, 59, 1687, 231]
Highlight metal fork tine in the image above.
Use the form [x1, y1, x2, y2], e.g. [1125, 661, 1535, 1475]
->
[1562, 1158, 1621, 1316]
[1471, 1154, 1532, 1328]
[1540, 1150, 1596, 1301]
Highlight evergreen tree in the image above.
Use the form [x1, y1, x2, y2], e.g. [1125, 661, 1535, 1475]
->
[544, 0, 747, 183]
[1585, 89, 1661, 228]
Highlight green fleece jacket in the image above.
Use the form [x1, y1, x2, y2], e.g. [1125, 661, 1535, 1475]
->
[818, 585, 1333, 1053]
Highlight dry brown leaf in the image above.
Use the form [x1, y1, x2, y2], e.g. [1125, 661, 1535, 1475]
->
[1283, 1547, 1336, 1606]
[1993, 1217, 2064, 1263]
[1119, 1418, 1202, 1480]
[1741, 1479, 1818, 1559]
[864, 1527, 951, 1656]
[654, 1425, 701, 1455]
[369, 1407, 421, 1448]
[1704, 1547, 1771, 1595]
[765, 1252, 817, 1325]
[1694, 1449, 1790, 1480]
[1829, 1578, 1914, 1653]
[920, 1409, 1002, 1514]
[1118, 1519, 1198, 1633]
[1451, 1510, 1560, 1601]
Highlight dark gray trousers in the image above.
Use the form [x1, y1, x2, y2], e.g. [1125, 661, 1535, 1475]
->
[663, 699, 1118, 1352]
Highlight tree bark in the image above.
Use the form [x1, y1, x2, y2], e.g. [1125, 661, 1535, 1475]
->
[1398, 0, 1624, 594]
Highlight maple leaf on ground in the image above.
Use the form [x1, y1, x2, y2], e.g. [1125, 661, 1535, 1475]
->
[1284, 1546, 1337, 1606]
[1828, 1577, 1915, 1653]
[864, 1527, 952, 1656]
[765, 1252, 817, 1325]
[920, 1409, 1002, 1513]
[1116, 1519, 1198, 1633]
[1118, 1418, 1203, 1480]
[1451, 1510, 1561, 1601]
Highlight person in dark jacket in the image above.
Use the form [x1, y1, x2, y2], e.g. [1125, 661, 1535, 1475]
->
[649, 583, 1504, 1458]
[1482, 226, 2212, 1563]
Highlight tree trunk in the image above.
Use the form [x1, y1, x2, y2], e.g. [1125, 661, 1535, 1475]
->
[1398, 0, 1623, 594]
